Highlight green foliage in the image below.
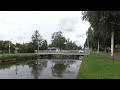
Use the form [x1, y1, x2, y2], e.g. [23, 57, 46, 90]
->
[51, 31, 66, 50]
[0, 30, 80, 53]
[78, 46, 82, 50]
[41, 40, 48, 50]
[65, 38, 78, 50]
[0, 53, 37, 61]
[0, 40, 15, 53]
[32, 30, 43, 50]
[82, 11, 120, 51]
[51, 31, 79, 50]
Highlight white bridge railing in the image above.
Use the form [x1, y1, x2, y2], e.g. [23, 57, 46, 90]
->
[37, 50, 90, 55]
[38, 50, 80, 53]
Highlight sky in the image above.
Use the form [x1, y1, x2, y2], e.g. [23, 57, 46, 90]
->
[0, 11, 90, 48]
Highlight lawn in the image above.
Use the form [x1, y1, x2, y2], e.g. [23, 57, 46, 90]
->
[0, 53, 37, 60]
[76, 54, 120, 79]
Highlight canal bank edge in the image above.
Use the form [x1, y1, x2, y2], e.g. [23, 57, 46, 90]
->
[0, 53, 37, 63]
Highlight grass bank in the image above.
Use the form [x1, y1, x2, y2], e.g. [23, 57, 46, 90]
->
[76, 54, 120, 79]
[0, 53, 37, 62]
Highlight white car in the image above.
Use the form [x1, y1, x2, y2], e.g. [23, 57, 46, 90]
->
[79, 50, 84, 53]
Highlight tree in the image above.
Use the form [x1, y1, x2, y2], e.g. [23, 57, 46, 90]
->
[65, 38, 78, 50]
[19, 43, 29, 53]
[82, 11, 120, 60]
[78, 46, 82, 50]
[0, 40, 15, 53]
[41, 40, 48, 50]
[27, 42, 35, 53]
[32, 30, 43, 51]
[51, 31, 66, 50]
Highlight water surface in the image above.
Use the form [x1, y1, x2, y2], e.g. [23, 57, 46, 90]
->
[0, 59, 82, 79]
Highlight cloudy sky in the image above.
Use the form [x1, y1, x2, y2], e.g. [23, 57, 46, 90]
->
[0, 11, 90, 47]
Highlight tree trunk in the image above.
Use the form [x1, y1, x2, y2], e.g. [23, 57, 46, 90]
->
[87, 37, 89, 49]
[111, 31, 114, 60]
[37, 41, 39, 54]
[97, 40, 99, 55]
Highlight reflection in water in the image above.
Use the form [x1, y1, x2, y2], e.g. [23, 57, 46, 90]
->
[51, 61, 76, 78]
[30, 60, 47, 79]
[15, 65, 18, 75]
[0, 59, 82, 79]
[51, 63, 67, 78]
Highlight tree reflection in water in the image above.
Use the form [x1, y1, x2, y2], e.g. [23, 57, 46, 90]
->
[15, 65, 18, 75]
[51, 60, 76, 78]
[30, 60, 47, 79]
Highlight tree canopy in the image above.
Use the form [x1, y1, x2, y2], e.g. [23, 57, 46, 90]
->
[82, 11, 120, 58]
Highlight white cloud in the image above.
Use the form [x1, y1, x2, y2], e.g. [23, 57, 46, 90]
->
[59, 16, 79, 32]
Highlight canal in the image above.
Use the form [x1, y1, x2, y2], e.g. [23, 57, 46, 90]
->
[0, 59, 82, 79]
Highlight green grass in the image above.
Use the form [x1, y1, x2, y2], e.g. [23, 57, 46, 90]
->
[0, 53, 37, 61]
[76, 54, 120, 79]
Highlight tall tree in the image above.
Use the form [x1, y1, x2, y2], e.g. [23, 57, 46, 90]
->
[82, 11, 120, 60]
[32, 30, 43, 51]
[51, 31, 66, 50]
[65, 38, 78, 50]
[41, 40, 48, 50]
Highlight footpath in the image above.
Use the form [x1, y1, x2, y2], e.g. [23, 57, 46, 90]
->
[99, 52, 120, 60]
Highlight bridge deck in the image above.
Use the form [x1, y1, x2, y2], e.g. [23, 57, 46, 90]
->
[37, 50, 89, 56]
[38, 53, 84, 55]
